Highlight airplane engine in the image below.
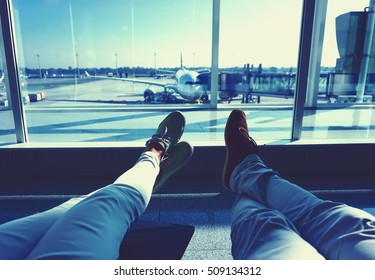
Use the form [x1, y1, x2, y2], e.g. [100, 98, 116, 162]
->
[144, 88, 156, 103]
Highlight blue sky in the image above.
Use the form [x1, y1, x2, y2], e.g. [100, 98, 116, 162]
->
[9, 0, 370, 69]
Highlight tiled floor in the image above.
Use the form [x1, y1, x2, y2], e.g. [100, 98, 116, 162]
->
[142, 192, 236, 260]
[3, 106, 375, 145]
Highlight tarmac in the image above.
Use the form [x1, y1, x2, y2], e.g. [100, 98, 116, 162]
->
[2, 77, 375, 145]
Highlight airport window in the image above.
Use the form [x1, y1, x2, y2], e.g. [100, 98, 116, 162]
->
[301, 0, 375, 141]
[2, 0, 375, 145]
[218, 0, 303, 142]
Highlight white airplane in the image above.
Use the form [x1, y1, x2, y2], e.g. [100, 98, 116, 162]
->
[85, 55, 210, 103]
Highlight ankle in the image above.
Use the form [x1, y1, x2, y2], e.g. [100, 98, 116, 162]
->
[146, 143, 164, 160]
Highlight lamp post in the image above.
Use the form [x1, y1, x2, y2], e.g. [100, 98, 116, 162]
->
[36, 54, 42, 78]
[76, 53, 80, 78]
[154, 52, 157, 76]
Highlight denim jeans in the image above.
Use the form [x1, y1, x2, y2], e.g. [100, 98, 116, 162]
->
[230, 154, 375, 260]
[0, 151, 159, 260]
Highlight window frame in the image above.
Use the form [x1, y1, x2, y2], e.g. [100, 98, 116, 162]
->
[0, 0, 28, 143]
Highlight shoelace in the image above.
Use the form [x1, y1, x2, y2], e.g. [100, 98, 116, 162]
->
[146, 127, 172, 152]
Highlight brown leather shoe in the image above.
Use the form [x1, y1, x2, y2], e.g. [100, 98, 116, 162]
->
[222, 109, 258, 190]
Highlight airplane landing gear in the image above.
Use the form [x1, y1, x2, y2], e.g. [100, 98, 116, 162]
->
[144, 89, 178, 104]
[200, 92, 209, 102]
[144, 88, 156, 103]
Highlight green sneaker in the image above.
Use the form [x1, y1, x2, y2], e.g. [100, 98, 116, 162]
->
[153, 141, 194, 192]
[146, 111, 185, 155]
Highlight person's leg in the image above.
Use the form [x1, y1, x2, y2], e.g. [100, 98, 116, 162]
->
[25, 111, 189, 260]
[231, 195, 324, 260]
[0, 196, 85, 260]
[0, 111, 188, 260]
[0, 148, 161, 259]
[224, 109, 322, 259]
[232, 154, 375, 260]
[0, 140, 168, 260]
[225, 109, 375, 260]
[25, 150, 159, 260]
[0, 151, 160, 260]
[1, 140, 194, 260]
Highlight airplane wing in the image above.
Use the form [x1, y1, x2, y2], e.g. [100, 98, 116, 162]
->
[196, 68, 211, 74]
[155, 69, 175, 74]
[85, 71, 167, 88]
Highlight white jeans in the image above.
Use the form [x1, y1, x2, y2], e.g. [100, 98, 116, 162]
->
[0, 151, 159, 260]
[230, 154, 375, 260]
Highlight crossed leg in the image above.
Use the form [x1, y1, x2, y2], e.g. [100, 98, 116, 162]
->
[0, 150, 159, 260]
[230, 154, 375, 260]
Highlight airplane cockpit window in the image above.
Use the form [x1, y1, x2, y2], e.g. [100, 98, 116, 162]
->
[179, 74, 195, 85]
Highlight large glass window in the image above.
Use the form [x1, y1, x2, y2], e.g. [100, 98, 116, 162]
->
[4, 0, 375, 145]
[301, 0, 375, 141]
